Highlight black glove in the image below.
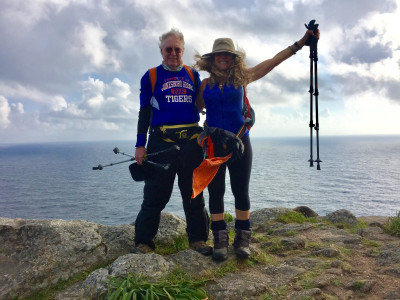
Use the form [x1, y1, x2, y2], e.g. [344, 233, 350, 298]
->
[209, 128, 244, 163]
[305, 20, 319, 46]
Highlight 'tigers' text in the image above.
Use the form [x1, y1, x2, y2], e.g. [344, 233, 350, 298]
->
[166, 95, 193, 103]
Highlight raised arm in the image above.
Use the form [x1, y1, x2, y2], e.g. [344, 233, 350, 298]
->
[247, 29, 319, 83]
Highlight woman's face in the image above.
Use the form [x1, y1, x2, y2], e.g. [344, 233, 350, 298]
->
[160, 35, 184, 69]
[213, 52, 234, 71]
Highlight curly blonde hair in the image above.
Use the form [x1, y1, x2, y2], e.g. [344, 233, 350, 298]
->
[193, 49, 251, 89]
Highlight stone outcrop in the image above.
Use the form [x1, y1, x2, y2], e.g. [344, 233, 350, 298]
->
[0, 212, 185, 300]
[1, 208, 400, 300]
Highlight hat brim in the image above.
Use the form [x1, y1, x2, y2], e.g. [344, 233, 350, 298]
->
[201, 50, 239, 59]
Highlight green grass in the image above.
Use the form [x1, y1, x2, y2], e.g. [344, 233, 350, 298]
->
[107, 272, 209, 300]
[224, 212, 234, 223]
[277, 211, 318, 224]
[154, 234, 189, 255]
[384, 211, 400, 237]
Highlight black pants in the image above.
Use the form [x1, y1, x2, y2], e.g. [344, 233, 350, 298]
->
[134, 132, 209, 248]
[208, 135, 252, 214]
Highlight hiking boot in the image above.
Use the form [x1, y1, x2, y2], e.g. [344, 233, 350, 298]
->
[189, 241, 213, 256]
[130, 243, 153, 254]
[212, 229, 229, 262]
[233, 228, 251, 259]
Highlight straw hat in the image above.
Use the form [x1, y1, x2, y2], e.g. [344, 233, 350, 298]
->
[202, 38, 240, 58]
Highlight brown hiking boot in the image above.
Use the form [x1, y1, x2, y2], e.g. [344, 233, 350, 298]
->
[130, 243, 153, 254]
[189, 241, 213, 256]
[212, 229, 229, 262]
[233, 228, 251, 259]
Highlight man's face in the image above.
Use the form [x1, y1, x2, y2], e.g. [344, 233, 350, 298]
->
[160, 35, 184, 69]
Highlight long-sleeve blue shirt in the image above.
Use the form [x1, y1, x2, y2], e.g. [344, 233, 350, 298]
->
[136, 65, 201, 147]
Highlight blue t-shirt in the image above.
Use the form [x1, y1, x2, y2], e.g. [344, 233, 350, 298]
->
[203, 84, 248, 136]
[136, 65, 201, 146]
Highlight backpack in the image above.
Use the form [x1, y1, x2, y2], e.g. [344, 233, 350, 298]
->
[149, 65, 198, 94]
[242, 86, 255, 131]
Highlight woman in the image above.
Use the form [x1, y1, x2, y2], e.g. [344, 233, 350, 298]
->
[194, 29, 319, 261]
[133, 28, 212, 256]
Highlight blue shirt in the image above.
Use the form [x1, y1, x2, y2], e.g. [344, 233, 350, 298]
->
[140, 65, 201, 126]
[136, 65, 201, 146]
[203, 84, 248, 136]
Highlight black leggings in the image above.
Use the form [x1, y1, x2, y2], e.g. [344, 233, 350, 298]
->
[208, 135, 252, 214]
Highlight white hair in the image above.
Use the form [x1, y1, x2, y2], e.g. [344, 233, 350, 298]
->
[159, 28, 185, 48]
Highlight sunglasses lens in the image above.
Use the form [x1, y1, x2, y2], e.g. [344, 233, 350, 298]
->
[166, 47, 181, 54]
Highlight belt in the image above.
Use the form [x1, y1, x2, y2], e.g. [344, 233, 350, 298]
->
[155, 123, 201, 143]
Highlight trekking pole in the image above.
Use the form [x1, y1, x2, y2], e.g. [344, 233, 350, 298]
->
[113, 147, 134, 158]
[308, 39, 314, 167]
[313, 39, 322, 170]
[92, 145, 180, 170]
[305, 20, 322, 170]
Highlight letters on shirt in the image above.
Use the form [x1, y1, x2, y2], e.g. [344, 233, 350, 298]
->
[160, 77, 194, 104]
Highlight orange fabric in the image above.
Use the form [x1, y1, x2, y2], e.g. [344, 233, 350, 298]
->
[149, 67, 157, 94]
[183, 65, 195, 85]
[191, 153, 232, 199]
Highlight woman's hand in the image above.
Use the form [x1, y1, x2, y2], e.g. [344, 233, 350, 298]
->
[298, 29, 320, 48]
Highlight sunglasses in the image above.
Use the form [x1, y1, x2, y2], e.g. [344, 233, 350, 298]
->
[215, 52, 233, 56]
[165, 47, 182, 54]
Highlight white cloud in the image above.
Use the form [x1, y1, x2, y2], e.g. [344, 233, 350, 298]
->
[0, 81, 67, 111]
[11, 102, 24, 114]
[0, 96, 11, 129]
[75, 22, 121, 71]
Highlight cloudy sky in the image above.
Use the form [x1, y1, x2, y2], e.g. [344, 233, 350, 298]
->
[0, 0, 399, 143]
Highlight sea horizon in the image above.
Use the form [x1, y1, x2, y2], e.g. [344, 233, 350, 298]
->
[1, 134, 399, 225]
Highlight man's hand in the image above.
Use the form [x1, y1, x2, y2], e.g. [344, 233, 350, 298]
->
[135, 147, 146, 165]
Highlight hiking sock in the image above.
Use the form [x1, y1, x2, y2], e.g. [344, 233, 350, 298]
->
[235, 219, 251, 231]
[211, 220, 227, 231]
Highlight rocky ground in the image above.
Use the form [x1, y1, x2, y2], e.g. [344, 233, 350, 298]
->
[1, 208, 400, 299]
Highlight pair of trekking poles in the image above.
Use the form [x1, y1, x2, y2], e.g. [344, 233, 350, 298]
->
[305, 20, 322, 170]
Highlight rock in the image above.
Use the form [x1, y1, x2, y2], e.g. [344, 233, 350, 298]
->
[325, 209, 357, 224]
[384, 287, 400, 300]
[168, 249, 216, 275]
[82, 253, 176, 299]
[383, 267, 400, 278]
[2, 208, 400, 300]
[359, 216, 389, 227]
[0, 218, 134, 300]
[375, 244, 400, 266]
[280, 237, 306, 250]
[205, 272, 269, 299]
[284, 257, 321, 270]
[313, 274, 338, 287]
[250, 207, 292, 226]
[321, 234, 362, 245]
[269, 223, 313, 236]
[330, 260, 343, 268]
[82, 268, 109, 299]
[289, 288, 322, 300]
[260, 265, 307, 288]
[0, 212, 184, 300]
[111, 253, 175, 278]
[311, 247, 340, 258]
[358, 226, 398, 242]
[154, 212, 187, 243]
[293, 206, 319, 217]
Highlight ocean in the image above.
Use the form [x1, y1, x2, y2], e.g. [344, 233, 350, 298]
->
[0, 135, 399, 225]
